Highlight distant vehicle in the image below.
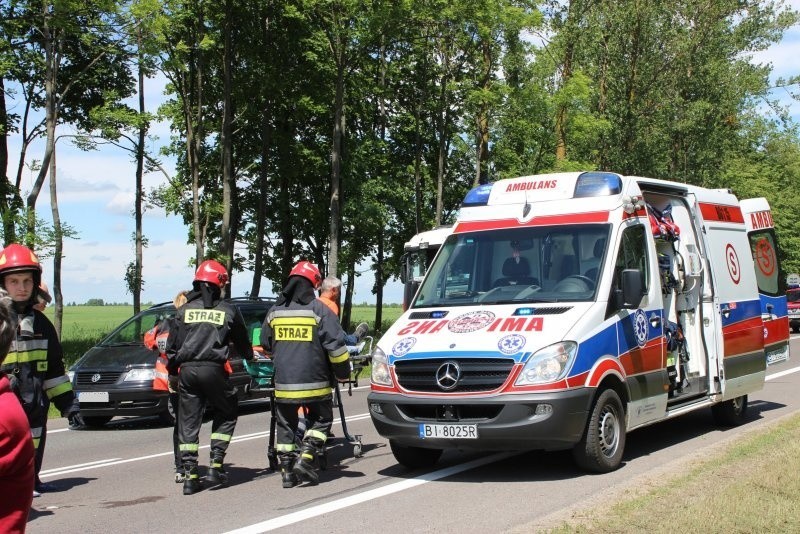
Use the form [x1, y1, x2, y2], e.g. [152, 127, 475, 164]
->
[68, 296, 275, 428]
[788, 287, 800, 333]
[400, 225, 453, 310]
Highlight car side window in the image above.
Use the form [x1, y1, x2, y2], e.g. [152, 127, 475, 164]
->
[613, 224, 649, 292]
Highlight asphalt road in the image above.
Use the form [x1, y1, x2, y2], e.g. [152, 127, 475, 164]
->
[29, 335, 800, 534]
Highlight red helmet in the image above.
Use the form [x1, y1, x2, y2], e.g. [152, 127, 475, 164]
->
[0, 244, 42, 277]
[194, 259, 229, 288]
[290, 261, 322, 288]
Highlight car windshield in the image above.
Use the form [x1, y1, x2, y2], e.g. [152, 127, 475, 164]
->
[412, 224, 610, 308]
[788, 290, 800, 303]
[100, 307, 175, 346]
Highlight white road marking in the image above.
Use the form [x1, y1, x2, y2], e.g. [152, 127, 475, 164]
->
[38, 412, 371, 478]
[224, 452, 517, 534]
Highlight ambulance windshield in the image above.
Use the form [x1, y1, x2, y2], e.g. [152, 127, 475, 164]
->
[412, 225, 611, 308]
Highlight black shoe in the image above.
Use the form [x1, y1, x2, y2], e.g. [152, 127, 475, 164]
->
[353, 322, 369, 342]
[182, 465, 202, 495]
[206, 467, 228, 486]
[35, 481, 58, 493]
[292, 458, 319, 485]
[281, 469, 299, 488]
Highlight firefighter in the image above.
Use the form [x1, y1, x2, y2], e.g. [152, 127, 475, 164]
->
[144, 290, 189, 483]
[259, 261, 350, 488]
[0, 244, 83, 498]
[166, 260, 252, 495]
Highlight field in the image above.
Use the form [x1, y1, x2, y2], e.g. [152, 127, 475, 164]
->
[45, 304, 403, 367]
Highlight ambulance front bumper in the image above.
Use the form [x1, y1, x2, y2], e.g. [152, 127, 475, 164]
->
[367, 388, 594, 451]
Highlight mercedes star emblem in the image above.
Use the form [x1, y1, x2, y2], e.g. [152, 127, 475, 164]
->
[435, 361, 461, 391]
[91, 373, 101, 383]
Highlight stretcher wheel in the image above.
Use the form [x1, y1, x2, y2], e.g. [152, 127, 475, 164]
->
[353, 441, 362, 458]
[267, 449, 279, 471]
[318, 451, 328, 471]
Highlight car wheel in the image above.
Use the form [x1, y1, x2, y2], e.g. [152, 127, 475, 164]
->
[711, 395, 748, 426]
[389, 440, 442, 469]
[572, 388, 626, 473]
[81, 416, 113, 428]
[158, 398, 176, 426]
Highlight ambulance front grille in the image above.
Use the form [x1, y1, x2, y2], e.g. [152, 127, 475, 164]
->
[394, 358, 514, 393]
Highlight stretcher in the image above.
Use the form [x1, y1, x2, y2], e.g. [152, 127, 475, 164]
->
[244, 336, 374, 471]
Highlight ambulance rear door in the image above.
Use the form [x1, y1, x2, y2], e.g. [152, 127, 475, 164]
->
[740, 198, 790, 365]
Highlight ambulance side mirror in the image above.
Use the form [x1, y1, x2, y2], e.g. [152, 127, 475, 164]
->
[615, 268, 644, 309]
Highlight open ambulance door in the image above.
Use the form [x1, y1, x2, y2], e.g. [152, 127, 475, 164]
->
[740, 198, 790, 365]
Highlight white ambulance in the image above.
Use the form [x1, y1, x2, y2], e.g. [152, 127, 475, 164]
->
[400, 225, 454, 310]
[368, 171, 790, 472]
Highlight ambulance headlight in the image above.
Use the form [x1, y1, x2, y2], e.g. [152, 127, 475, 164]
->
[515, 341, 577, 385]
[123, 368, 155, 382]
[370, 346, 393, 387]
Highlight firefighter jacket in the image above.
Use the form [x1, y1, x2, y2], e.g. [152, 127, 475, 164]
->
[0, 310, 78, 419]
[166, 297, 251, 372]
[259, 299, 350, 404]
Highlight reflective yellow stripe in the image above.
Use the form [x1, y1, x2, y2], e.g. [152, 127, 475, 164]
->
[275, 387, 332, 399]
[329, 352, 349, 364]
[32, 438, 40, 448]
[305, 429, 327, 442]
[210, 433, 231, 442]
[270, 316, 317, 326]
[179, 443, 199, 452]
[276, 443, 296, 452]
[4, 349, 48, 364]
[46, 380, 73, 399]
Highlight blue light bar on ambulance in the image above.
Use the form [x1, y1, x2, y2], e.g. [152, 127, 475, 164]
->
[462, 183, 494, 207]
[513, 307, 535, 316]
[574, 172, 622, 198]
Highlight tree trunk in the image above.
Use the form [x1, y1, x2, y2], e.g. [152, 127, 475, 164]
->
[48, 149, 63, 338]
[328, 60, 345, 277]
[133, 25, 147, 315]
[221, 0, 234, 294]
[0, 77, 12, 242]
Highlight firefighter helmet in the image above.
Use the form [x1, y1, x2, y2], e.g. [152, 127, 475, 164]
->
[0, 244, 42, 278]
[289, 261, 322, 288]
[194, 259, 229, 288]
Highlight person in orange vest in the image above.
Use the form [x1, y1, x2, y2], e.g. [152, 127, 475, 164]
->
[317, 275, 369, 346]
[144, 290, 189, 483]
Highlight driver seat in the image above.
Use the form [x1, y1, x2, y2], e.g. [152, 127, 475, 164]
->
[493, 256, 539, 288]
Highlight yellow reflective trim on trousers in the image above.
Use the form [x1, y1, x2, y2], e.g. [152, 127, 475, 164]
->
[329, 352, 349, 364]
[210, 433, 231, 442]
[305, 429, 327, 442]
[270, 316, 317, 326]
[275, 387, 332, 399]
[46, 381, 74, 399]
[32, 438, 40, 448]
[179, 443, 199, 452]
[276, 443, 296, 452]
[3, 349, 47, 365]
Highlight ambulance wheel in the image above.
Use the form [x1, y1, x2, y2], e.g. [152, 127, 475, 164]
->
[390, 440, 442, 469]
[711, 395, 748, 426]
[81, 416, 113, 428]
[572, 388, 626, 473]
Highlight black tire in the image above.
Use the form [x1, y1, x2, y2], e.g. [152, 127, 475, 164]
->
[390, 440, 443, 469]
[158, 398, 176, 426]
[81, 416, 113, 428]
[711, 395, 748, 426]
[792, 325, 799, 334]
[572, 388, 626, 473]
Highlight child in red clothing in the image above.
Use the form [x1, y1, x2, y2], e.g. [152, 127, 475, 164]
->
[0, 287, 35, 532]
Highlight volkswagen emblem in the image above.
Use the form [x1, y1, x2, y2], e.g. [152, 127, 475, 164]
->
[91, 373, 101, 383]
[435, 361, 461, 391]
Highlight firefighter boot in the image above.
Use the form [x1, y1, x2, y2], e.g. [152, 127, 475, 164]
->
[206, 452, 228, 486]
[292, 444, 319, 485]
[182, 464, 202, 495]
[280, 455, 299, 489]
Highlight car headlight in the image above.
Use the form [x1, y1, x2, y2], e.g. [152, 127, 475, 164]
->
[515, 341, 577, 386]
[370, 346, 393, 387]
[67, 370, 75, 383]
[123, 368, 156, 382]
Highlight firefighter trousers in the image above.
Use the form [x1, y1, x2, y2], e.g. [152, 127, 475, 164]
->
[275, 398, 333, 456]
[177, 364, 238, 466]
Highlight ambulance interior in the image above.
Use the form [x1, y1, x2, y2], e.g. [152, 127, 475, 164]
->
[412, 225, 610, 307]
[640, 190, 709, 402]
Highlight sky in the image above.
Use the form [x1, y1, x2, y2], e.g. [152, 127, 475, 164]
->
[6, 6, 800, 306]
